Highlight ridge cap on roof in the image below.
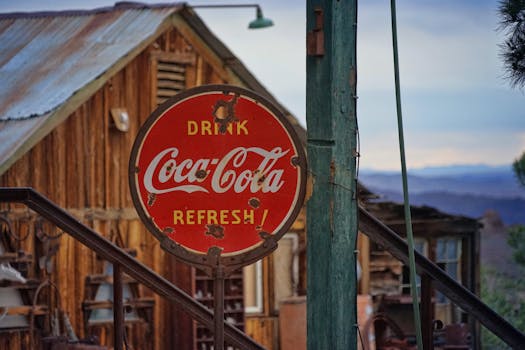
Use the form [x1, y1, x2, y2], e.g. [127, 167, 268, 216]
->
[0, 1, 184, 19]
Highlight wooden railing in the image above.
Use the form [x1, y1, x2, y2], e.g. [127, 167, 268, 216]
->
[0, 187, 264, 350]
[2, 187, 524, 349]
[359, 206, 525, 349]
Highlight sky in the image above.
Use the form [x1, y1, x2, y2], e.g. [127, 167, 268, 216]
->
[1, 0, 524, 171]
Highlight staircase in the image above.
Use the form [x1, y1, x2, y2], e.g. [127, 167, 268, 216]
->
[0, 187, 263, 350]
[1, 187, 524, 349]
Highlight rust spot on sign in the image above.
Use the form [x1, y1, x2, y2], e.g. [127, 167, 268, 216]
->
[207, 246, 222, 259]
[259, 231, 271, 240]
[195, 169, 208, 180]
[291, 156, 300, 167]
[206, 224, 225, 239]
[147, 193, 156, 206]
[212, 94, 239, 134]
[257, 174, 267, 186]
[163, 227, 174, 234]
[248, 197, 260, 208]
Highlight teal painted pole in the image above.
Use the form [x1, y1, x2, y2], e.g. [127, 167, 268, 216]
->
[306, 1, 358, 349]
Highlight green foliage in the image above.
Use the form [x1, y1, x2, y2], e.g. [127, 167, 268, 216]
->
[481, 267, 525, 349]
[508, 225, 525, 265]
[513, 151, 525, 188]
[481, 224, 525, 348]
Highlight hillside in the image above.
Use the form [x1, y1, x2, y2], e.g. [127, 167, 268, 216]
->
[360, 165, 525, 225]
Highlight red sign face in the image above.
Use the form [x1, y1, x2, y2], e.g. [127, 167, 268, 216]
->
[129, 85, 305, 259]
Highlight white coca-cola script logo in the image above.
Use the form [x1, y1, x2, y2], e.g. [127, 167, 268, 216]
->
[143, 147, 290, 194]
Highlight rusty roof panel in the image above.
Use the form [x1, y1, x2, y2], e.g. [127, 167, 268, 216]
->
[0, 3, 181, 121]
[0, 117, 49, 166]
[0, 2, 306, 177]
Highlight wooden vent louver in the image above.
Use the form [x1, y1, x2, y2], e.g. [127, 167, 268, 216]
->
[157, 60, 185, 105]
[154, 51, 196, 106]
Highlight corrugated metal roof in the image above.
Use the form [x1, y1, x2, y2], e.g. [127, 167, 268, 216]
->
[0, 115, 49, 156]
[0, 1, 305, 176]
[0, 2, 181, 121]
[0, 2, 184, 175]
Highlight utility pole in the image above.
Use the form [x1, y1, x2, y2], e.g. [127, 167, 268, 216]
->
[306, 1, 358, 349]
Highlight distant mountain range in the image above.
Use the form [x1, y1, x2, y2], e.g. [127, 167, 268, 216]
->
[359, 164, 525, 225]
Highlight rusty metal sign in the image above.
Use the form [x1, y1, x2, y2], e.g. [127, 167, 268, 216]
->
[129, 85, 306, 272]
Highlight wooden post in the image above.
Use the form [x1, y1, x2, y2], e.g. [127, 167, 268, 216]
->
[306, 1, 358, 349]
[113, 264, 124, 350]
[421, 274, 433, 350]
[214, 266, 225, 350]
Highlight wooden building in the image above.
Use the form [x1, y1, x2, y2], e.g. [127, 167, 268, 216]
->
[0, 2, 481, 350]
[358, 199, 480, 348]
[0, 2, 304, 349]
[274, 188, 481, 349]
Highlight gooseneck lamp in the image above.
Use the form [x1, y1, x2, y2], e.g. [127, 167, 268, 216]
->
[191, 4, 274, 29]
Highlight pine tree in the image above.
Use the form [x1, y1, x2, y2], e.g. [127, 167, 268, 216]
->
[499, 0, 525, 88]
[513, 152, 525, 188]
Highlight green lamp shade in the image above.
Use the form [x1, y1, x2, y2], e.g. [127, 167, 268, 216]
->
[248, 8, 273, 29]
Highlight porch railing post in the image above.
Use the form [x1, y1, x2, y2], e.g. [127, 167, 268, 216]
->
[213, 266, 225, 350]
[114, 264, 124, 350]
[421, 273, 433, 350]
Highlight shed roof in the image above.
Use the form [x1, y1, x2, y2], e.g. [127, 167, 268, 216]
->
[363, 200, 480, 237]
[0, 2, 181, 122]
[0, 2, 304, 175]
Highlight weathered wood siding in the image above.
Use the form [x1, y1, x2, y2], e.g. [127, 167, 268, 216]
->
[0, 26, 234, 350]
[245, 317, 278, 350]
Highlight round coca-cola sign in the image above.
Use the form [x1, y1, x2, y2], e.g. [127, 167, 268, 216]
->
[129, 85, 305, 266]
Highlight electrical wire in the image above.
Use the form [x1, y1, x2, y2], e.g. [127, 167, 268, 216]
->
[356, 323, 366, 349]
[390, 1, 424, 349]
[353, 2, 363, 349]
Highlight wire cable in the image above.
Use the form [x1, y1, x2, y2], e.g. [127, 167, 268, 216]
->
[390, 1, 424, 349]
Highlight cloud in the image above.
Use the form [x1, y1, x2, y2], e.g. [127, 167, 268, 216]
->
[360, 129, 525, 170]
[358, 1, 504, 91]
[4, 0, 522, 171]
